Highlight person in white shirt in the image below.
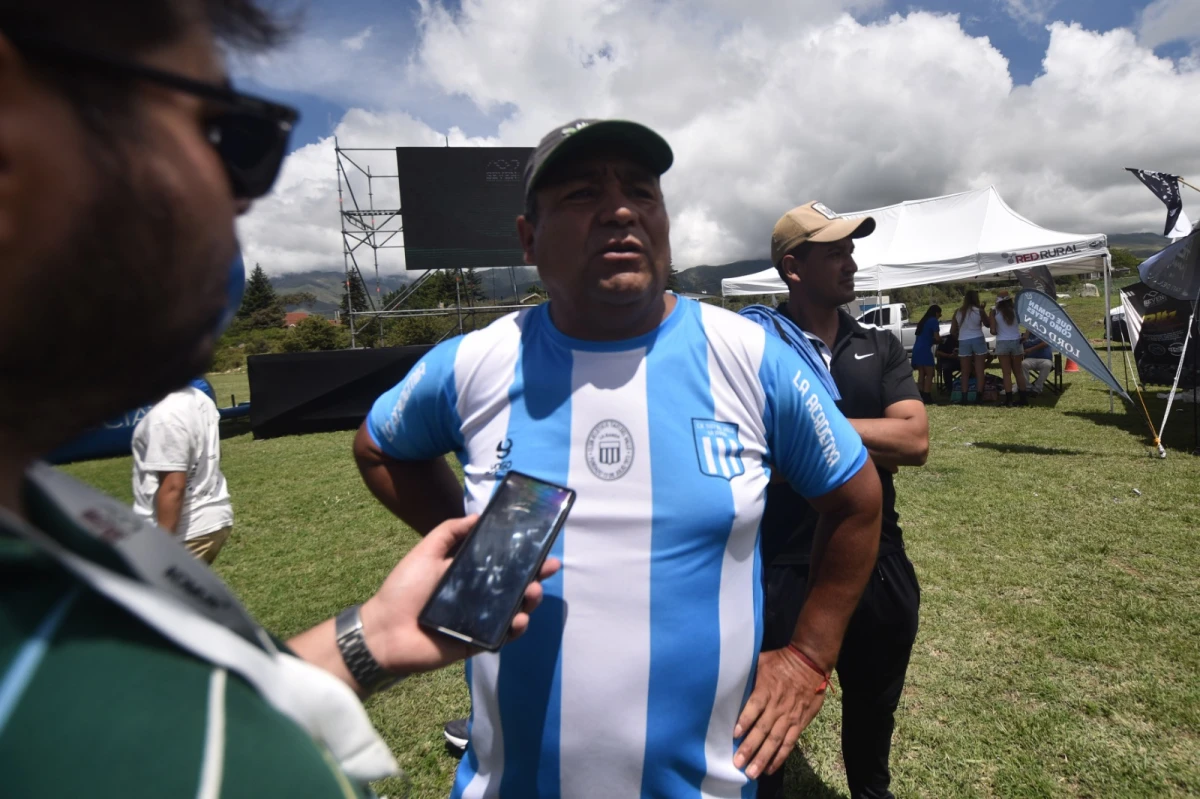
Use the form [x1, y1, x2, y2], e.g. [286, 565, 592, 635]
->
[132, 384, 234, 563]
[949, 289, 988, 404]
[988, 291, 1029, 406]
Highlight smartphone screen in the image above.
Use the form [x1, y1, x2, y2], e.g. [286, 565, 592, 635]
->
[419, 471, 574, 651]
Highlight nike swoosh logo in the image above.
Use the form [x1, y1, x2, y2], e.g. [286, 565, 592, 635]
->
[854, 353, 874, 360]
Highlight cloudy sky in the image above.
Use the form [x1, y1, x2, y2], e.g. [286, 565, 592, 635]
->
[232, 0, 1200, 275]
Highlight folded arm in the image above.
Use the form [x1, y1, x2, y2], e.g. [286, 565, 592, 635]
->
[849, 399, 929, 470]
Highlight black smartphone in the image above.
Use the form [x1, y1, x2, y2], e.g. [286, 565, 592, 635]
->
[419, 471, 575, 651]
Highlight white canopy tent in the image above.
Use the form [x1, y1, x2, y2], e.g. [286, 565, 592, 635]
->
[721, 185, 1118, 410]
[720, 186, 1110, 296]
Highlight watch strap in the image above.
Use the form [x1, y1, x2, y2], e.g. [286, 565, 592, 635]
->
[335, 604, 402, 695]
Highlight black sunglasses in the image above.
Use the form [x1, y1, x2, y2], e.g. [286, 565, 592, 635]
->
[4, 32, 299, 199]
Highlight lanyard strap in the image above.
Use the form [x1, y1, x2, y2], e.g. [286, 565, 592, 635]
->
[4, 465, 400, 783]
[23, 463, 273, 653]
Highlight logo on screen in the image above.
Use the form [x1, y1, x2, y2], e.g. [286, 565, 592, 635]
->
[692, 419, 745, 480]
[585, 420, 634, 480]
[485, 159, 522, 183]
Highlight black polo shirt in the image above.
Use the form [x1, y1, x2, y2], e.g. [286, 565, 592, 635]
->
[761, 305, 922, 567]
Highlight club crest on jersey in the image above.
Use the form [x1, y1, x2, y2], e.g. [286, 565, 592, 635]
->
[692, 419, 744, 480]
[586, 419, 634, 480]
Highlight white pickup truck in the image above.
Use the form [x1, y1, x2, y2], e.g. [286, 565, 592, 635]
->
[854, 302, 992, 354]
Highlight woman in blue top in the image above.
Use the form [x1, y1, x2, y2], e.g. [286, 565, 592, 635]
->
[910, 304, 942, 404]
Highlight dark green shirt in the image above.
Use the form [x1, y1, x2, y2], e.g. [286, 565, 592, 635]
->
[0, 473, 372, 798]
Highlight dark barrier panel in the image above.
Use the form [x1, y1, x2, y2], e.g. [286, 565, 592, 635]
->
[249, 346, 432, 439]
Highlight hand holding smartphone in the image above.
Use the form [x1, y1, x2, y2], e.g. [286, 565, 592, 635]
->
[419, 471, 575, 651]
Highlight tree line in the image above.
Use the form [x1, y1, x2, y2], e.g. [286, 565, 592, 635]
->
[213, 251, 1140, 372]
[213, 264, 535, 371]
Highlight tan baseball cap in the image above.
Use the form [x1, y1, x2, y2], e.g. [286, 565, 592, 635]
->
[771, 201, 876, 266]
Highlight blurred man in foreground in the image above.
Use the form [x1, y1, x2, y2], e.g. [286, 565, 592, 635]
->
[0, 3, 552, 794]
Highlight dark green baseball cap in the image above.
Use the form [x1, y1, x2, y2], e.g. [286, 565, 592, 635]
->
[522, 119, 674, 203]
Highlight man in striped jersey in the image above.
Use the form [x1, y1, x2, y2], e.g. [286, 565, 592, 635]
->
[0, 3, 555, 796]
[355, 119, 884, 797]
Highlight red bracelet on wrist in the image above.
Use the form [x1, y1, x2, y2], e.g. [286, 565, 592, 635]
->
[786, 644, 833, 695]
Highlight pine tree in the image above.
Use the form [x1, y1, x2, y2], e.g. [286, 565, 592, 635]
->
[339, 271, 370, 318]
[382, 287, 406, 310]
[463, 268, 487, 303]
[236, 263, 284, 329]
[433, 271, 459, 305]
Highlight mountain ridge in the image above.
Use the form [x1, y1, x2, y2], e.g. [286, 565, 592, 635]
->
[270, 233, 1168, 309]
[272, 267, 541, 315]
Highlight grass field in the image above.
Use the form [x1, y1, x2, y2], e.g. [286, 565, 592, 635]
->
[61, 288, 1200, 798]
[206, 370, 251, 408]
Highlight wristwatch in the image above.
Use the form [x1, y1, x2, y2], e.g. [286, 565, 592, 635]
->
[335, 604, 403, 694]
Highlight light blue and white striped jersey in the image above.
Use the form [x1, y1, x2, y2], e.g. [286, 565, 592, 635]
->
[367, 297, 867, 799]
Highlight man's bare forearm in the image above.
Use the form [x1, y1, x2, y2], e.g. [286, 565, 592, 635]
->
[154, 471, 186, 534]
[849, 400, 929, 469]
[353, 424, 463, 535]
[791, 461, 882, 673]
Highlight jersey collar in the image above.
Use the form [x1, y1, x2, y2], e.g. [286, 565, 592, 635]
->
[539, 292, 687, 353]
[779, 303, 867, 368]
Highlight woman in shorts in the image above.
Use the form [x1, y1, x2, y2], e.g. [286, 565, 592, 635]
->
[950, 290, 988, 404]
[989, 291, 1028, 406]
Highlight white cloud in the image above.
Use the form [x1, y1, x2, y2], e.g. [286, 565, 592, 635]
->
[237, 2, 1200, 275]
[341, 26, 374, 52]
[999, 0, 1058, 31]
[237, 110, 499, 274]
[1137, 0, 1200, 50]
[234, 30, 413, 111]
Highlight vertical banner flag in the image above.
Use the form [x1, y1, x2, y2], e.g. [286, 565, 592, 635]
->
[1138, 229, 1200, 302]
[1015, 264, 1055, 296]
[1016, 290, 1130, 401]
[1126, 168, 1185, 237]
[1120, 282, 1197, 388]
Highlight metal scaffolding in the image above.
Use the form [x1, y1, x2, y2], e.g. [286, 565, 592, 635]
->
[334, 140, 532, 347]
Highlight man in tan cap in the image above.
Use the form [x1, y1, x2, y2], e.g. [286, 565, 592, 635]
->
[741, 202, 929, 799]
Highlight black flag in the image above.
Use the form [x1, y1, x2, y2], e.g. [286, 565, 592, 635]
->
[1139, 229, 1200, 301]
[1015, 265, 1055, 296]
[1126, 168, 1183, 237]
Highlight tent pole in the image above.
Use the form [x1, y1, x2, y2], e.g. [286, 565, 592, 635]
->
[1193, 307, 1198, 456]
[1104, 253, 1113, 413]
[1159, 298, 1198, 452]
